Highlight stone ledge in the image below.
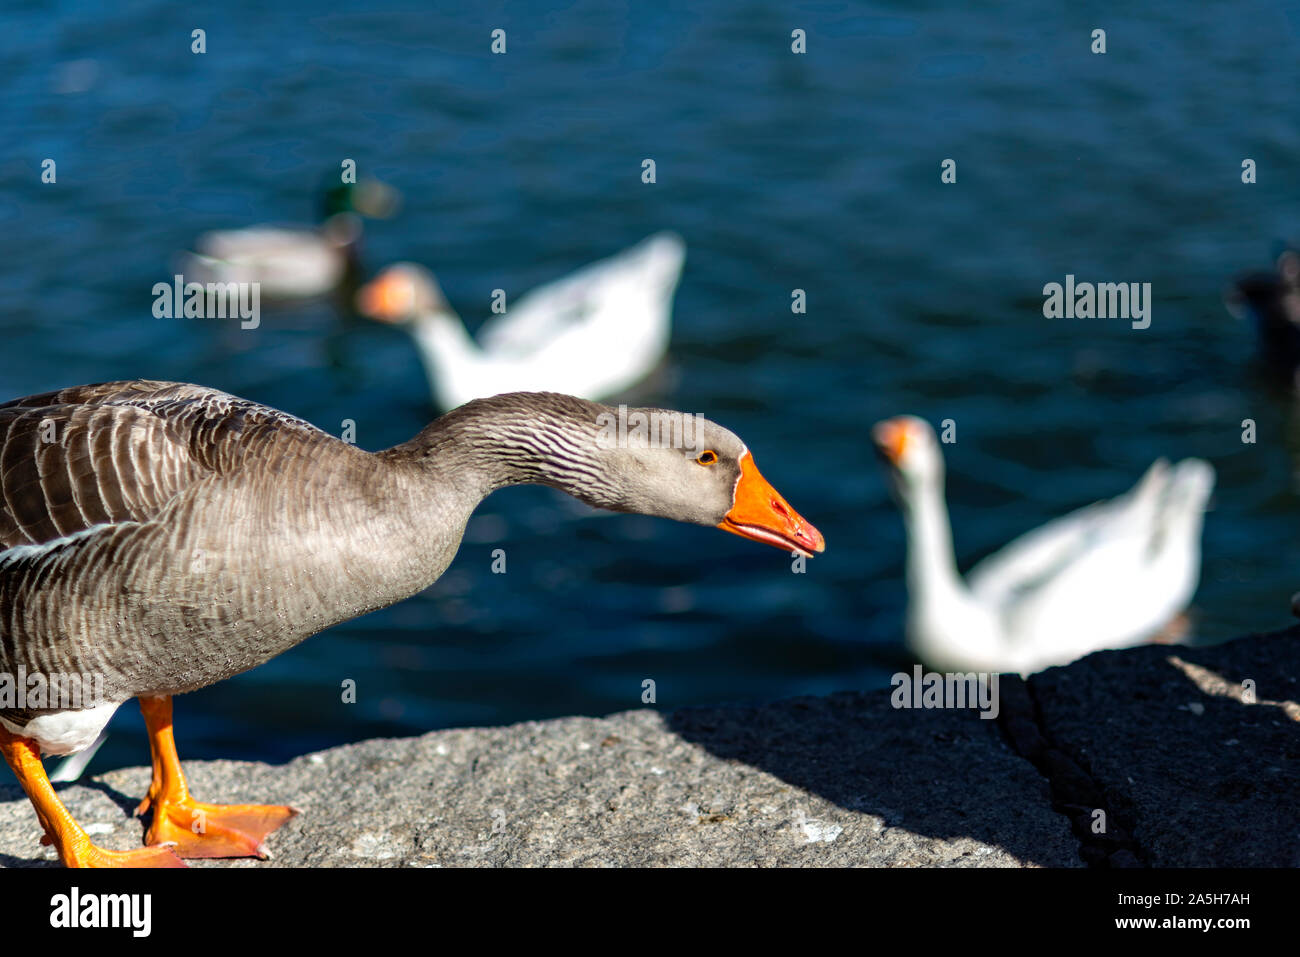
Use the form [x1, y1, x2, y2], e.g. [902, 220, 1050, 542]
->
[1, 627, 1294, 867]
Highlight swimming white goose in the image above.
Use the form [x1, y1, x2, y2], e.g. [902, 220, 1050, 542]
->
[0, 380, 822, 867]
[357, 232, 686, 409]
[872, 416, 1213, 675]
[177, 178, 401, 302]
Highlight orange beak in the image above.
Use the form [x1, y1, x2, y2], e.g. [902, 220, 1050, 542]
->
[872, 419, 909, 465]
[718, 451, 825, 558]
[356, 270, 410, 323]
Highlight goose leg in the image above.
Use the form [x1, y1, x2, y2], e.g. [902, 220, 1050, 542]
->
[0, 727, 185, 868]
[134, 695, 297, 859]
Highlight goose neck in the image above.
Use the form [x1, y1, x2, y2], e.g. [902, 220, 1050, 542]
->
[382, 392, 621, 510]
[900, 472, 967, 609]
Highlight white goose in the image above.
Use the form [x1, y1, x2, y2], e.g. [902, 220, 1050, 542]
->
[356, 232, 686, 410]
[872, 416, 1214, 675]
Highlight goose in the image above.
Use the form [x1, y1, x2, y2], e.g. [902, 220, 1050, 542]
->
[356, 232, 686, 409]
[0, 380, 823, 867]
[872, 416, 1213, 675]
[177, 177, 401, 302]
[1225, 247, 1300, 388]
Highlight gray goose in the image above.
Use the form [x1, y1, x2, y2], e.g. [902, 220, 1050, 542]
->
[0, 380, 824, 867]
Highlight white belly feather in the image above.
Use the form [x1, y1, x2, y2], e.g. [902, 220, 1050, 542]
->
[0, 701, 122, 755]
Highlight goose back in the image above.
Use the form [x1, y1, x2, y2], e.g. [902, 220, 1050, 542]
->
[0, 381, 444, 724]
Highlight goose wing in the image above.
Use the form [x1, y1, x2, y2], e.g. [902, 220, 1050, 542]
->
[965, 459, 1170, 607]
[479, 232, 685, 356]
[0, 380, 316, 551]
[974, 459, 1212, 665]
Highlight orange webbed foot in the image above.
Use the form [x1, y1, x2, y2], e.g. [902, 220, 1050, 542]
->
[142, 798, 298, 859]
[133, 695, 298, 860]
[61, 836, 186, 868]
[0, 728, 187, 869]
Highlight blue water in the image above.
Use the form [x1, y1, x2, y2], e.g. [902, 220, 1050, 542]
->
[3, 1, 1299, 772]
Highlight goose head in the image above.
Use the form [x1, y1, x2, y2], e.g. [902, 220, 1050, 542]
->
[413, 393, 825, 558]
[872, 416, 944, 500]
[598, 417, 824, 557]
[356, 263, 450, 327]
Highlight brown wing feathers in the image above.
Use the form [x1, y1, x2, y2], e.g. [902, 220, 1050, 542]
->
[0, 381, 301, 553]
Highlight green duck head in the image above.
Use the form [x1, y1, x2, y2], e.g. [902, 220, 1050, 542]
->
[319, 176, 402, 222]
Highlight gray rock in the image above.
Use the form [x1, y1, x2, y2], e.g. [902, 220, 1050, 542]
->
[0, 693, 1072, 867]
[0, 627, 1293, 867]
[1027, 625, 1300, 867]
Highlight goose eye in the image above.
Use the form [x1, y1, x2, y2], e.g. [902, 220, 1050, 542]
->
[696, 450, 718, 466]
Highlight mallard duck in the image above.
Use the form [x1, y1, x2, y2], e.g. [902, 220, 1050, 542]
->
[1225, 247, 1300, 388]
[0, 380, 823, 866]
[356, 232, 686, 409]
[873, 416, 1213, 675]
[177, 177, 401, 302]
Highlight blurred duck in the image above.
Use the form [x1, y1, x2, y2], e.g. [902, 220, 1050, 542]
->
[873, 417, 1214, 675]
[357, 232, 686, 410]
[178, 177, 401, 302]
[1225, 247, 1300, 388]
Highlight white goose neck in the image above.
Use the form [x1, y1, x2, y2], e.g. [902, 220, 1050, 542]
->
[901, 471, 964, 606]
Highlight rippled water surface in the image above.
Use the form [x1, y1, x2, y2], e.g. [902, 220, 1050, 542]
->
[2, 1, 1299, 770]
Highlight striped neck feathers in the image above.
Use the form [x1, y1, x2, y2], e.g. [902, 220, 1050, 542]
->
[386, 392, 626, 509]
[382, 392, 743, 530]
